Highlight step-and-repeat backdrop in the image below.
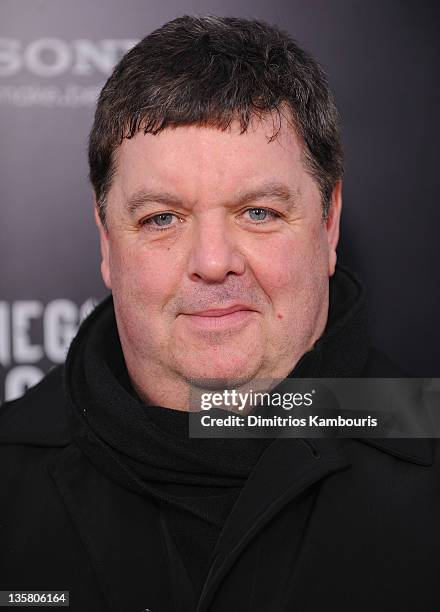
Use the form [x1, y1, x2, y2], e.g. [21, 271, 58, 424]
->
[1, 0, 439, 402]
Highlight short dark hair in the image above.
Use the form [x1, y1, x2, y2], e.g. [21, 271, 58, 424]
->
[88, 15, 343, 227]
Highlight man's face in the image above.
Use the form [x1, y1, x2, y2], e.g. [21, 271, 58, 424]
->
[97, 113, 341, 400]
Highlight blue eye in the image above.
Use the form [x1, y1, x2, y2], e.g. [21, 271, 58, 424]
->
[245, 208, 279, 222]
[141, 212, 177, 230]
[151, 213, 174, 226]
[248, 208, 268, 221]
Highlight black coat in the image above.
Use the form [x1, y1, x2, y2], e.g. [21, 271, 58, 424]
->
[1, 367, 439, 611]
[1, 268, 439, 611]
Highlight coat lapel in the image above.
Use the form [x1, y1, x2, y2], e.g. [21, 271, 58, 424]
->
[197, 437, 350, 610]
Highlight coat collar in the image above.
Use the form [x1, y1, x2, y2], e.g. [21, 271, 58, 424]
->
[359, 437, 434, 466]
[195, 433, 434, 609]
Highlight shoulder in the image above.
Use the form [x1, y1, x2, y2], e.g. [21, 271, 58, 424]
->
[0, 366, 73, 529]
[359, 346, 439, 465]
[0, 365, 71, 447]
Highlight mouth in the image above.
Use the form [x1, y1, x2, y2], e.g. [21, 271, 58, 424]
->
[180, 305, 258, 331]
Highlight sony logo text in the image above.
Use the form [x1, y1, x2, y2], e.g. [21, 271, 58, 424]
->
[0, 38, 138, 77]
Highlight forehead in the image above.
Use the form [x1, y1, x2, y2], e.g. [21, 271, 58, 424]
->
[110, 112, 311, 204]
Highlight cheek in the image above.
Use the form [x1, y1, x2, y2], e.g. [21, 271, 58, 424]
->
[109, 240, 182, 306]
[248, 230, 328, 308]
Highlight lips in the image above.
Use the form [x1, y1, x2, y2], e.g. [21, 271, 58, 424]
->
[180, 304, 257, 331]
[187, 305, 254, 317]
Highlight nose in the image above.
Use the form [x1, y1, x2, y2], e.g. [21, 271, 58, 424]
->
[187, 215, 246, 283]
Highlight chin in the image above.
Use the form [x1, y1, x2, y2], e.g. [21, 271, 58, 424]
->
[177, 354, 262, 390]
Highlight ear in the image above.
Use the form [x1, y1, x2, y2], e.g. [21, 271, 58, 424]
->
[94, 199, 112, 289]
[326, 181, 343, 277]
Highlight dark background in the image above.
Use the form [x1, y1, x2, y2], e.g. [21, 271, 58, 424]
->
[1, 0, 439, 402]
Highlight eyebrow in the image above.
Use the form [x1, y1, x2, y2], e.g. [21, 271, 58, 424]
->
[125, 181, 299, 216]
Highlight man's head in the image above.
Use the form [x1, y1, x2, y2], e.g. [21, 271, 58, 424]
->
[88, 15, 343, 406]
